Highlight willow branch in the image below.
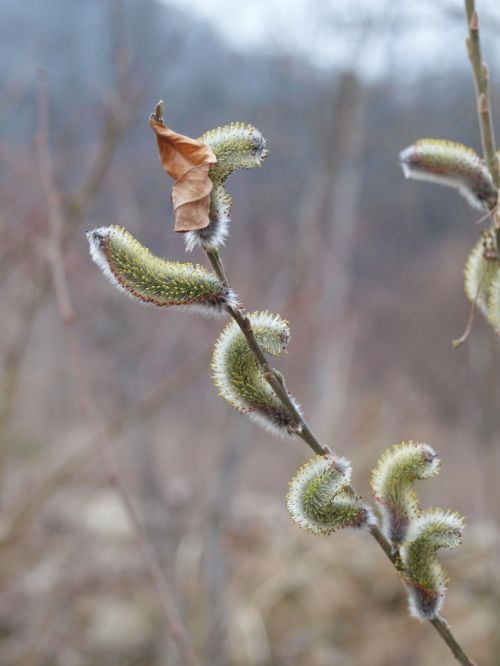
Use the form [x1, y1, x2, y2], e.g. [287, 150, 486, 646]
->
[204, 246, 475, 666]
[206, 248, 329, 457]
[464, 0, 499, 190]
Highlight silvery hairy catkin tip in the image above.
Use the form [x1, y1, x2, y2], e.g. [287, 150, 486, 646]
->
[401, 509, 464, 620]
[287, 455, 376, 535]
[371, 442, 440, 546]
[212, 311, 301, 436]
[87, 225, 237, 316]
[184, 123, 268, 251]
[400, 138, 497, 210]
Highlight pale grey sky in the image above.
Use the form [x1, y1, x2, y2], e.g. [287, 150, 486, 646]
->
[159, 0, 500, 79]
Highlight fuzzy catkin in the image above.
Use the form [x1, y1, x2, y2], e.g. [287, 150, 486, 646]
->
[212, 311, 301, 436]
[287, 455, 376, 535]
[87, 225, 236, 316]
[464, 234, 500, 329]
[401, 509, 464, 620]
[371, 442, 440, 545]
[400, 139, 497, 210]
[185, 123, 268, 251]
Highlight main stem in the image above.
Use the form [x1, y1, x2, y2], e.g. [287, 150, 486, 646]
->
[464, 0, 500, 256]
[205, 247, 476, 666]
[464, 0, 498, 189]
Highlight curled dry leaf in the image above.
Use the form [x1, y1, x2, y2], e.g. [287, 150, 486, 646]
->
[149, 114, 217, 232]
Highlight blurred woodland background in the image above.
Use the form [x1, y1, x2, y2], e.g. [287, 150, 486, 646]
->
[2, 0, 500, 664]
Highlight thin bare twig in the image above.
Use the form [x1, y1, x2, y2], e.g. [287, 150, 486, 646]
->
[36, 77, 200, 666]
[452, 268, 488, 348]
[464, 0, 498, 189]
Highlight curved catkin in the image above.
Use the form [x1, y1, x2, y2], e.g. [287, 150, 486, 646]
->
[286, 455, 376, 535]
[185, 123, 268, 251]
[371, 442, 440, 546]
[464, 234, 500, 329]
[400, 139, 497, 210]
[212, 311, 301, 436]
[401, 509, 464, 620]
[86, 226, 237, 316]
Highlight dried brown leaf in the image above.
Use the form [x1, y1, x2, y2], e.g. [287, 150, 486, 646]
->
[149, 116, 217, 232]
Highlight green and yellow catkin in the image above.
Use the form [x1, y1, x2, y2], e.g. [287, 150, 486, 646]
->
[212, 311, 300, 436]
[185, 123, 268, 251]
[287, 455, 376, 535]
[371, 442, 440, 546]
[401, 509, 464, 620]
[87, 226, 236, 315]
[400, 139, 497, 210]
[464, 233, 500, 332]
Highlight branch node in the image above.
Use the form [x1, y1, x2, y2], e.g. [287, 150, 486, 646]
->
[478, 93, 488, 114]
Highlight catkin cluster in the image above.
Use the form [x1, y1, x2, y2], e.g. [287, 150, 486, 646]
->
[371, 442, 464, 619]
[88, 108, 466, 628]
